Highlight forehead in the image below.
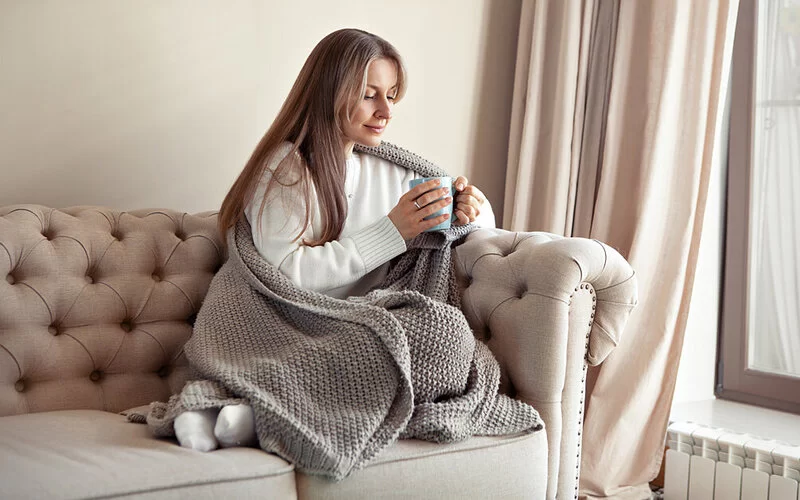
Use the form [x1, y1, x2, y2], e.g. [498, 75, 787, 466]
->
[366, 58, 398, 88]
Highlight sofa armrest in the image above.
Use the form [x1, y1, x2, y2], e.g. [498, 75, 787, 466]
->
[454, 228, 637, 499]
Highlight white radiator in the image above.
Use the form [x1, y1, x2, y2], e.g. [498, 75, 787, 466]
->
[664, 422, 800, 500]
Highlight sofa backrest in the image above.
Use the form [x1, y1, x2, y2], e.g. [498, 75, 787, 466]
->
[0, 205, 223, 416]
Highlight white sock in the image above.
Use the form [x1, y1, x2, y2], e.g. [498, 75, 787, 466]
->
[214, 404, 258, 448]
[174, 408, 220, 452]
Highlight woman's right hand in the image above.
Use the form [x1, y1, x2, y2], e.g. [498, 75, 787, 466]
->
[388, 179, 452, 240]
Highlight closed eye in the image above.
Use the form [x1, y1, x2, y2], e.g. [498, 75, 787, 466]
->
[364, 95, 396, 101]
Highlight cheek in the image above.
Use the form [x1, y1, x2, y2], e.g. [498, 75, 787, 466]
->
[352, 104, 374, 124]
[344, 109, 367, 138]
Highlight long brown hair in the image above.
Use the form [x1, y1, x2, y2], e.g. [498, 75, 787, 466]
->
[217, 28, 407, 246]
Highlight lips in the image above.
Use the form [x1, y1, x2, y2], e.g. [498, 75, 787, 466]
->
[364, 125, 385, 134]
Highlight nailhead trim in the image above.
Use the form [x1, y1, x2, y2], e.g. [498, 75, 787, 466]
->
[575, 283, 594, 499]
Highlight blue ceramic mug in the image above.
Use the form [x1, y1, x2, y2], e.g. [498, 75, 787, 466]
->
[408, 176, 454, 232]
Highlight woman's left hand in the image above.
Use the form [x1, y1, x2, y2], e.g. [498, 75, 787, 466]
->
[452, 176, 486, 225]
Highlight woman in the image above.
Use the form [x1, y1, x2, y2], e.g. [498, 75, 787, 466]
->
[172, 28, 499, 453]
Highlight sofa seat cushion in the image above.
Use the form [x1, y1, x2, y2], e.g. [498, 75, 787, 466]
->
[296, 428, 547, 499]
[0, 409, 296, 500]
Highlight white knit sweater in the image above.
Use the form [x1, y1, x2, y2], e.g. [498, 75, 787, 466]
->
[245, 142, 496, 298]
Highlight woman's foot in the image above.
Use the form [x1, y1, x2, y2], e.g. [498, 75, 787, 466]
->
[174, 408, 220, 452]
[214, 404, 258, 448]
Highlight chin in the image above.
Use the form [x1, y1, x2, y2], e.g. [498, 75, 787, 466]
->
[358, 137, 383, 147]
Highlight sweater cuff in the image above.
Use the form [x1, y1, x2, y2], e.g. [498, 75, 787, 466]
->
[350, 216, 407, 272]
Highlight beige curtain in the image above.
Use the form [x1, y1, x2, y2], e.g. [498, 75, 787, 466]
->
[504, 0, 739, 498]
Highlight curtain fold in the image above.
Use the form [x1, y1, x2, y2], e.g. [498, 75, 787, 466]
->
[504, 1, 739, 498]
[504, 0, 590, 235]
[572, 0, 618, 238]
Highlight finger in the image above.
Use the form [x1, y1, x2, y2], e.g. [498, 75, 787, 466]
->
[456, 203, 477, 221]
[420, 197, 453, 219]
[454, 176, 468, 192]
[455, 198, 480, 217]
[404, 179, 443, 201]
[471, 187, 486, 205]
[417, 187, 451, 207]
[459, 185, 486, 204]
[421, 212, 451, 231]
[456, 194, 481, 208]
[453, 209, 470, 225]
[457, 200, 480, 221]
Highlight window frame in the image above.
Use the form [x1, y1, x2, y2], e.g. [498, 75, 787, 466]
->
[718, 0, 800, 415]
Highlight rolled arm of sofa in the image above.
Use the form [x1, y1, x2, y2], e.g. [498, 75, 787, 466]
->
[453, 228, 637, 499]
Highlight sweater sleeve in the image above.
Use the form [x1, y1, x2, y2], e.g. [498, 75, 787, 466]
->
[246, 147, 407, 294]
[474, 197, 497, 228]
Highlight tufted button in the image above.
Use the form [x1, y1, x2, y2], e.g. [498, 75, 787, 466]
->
[175, 230, 186, 241]
[151, 273, 161, 283]
[110, 229, 122, 241]
[14, 379, 25, 392]
[5, 274, 14, 285]
[48, 325, 60, 336]
[42, 229, 54, 240]
[157, 366, 170, 378]
[85, 275, 94, 284]
[120, 321, 133, 333]
[89, 370, 102, 382]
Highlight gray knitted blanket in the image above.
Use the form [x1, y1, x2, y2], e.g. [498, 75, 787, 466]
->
[143, 143, 542, 480]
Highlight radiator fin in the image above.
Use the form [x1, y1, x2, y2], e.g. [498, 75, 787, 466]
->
[665, 422, 800, 500]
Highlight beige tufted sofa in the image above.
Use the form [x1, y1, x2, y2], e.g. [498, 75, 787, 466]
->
[0, 205, 637, 500]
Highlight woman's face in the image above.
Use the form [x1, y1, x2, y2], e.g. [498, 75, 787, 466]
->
[342, 58, 398, 152]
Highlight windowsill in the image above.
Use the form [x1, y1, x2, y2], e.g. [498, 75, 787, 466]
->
[670, 398, 800, 446]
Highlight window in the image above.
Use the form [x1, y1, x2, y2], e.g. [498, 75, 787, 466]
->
[719, 0, 800, 414]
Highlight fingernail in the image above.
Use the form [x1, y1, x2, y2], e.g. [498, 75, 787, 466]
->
[457, 183, 465, 190]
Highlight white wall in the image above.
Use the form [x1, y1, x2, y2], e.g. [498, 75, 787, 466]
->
[1, 0, 731, 408]
[671, 95, 729, 405]
[672, 157, 724, 404]
[0, 0, 521, 220]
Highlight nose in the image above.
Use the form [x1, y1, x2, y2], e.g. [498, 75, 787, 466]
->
[376, 97, 392, 120]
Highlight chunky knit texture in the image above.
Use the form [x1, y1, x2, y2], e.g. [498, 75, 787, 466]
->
[143, 143, 542, 480]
